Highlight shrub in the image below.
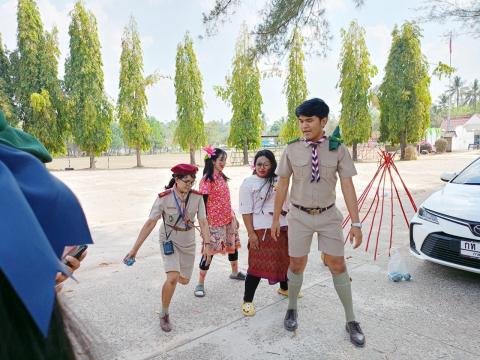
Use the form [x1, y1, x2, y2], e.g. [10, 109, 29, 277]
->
[404, 145, 418, 160]
[419, 141, 432, 153]
[435, 138, 448, 153]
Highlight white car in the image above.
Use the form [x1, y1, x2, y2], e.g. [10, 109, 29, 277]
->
[410, 157, 480, 273]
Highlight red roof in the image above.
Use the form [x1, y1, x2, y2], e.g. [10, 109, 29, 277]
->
[440, 115, 471, 130]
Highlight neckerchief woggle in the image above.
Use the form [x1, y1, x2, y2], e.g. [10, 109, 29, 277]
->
[0, 111, 93, 336]
[329, 125, 343, 151]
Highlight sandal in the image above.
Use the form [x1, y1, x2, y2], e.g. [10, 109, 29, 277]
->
[242, 302, 256, 316]
[194, 284, 205, 297]
[229, 271, 247, 280]
[277, 288, 303, 298]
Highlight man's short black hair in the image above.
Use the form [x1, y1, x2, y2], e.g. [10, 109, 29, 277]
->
[295, 98, 329, 119]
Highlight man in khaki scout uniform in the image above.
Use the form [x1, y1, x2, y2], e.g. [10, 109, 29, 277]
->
[271, 98, 365, 347]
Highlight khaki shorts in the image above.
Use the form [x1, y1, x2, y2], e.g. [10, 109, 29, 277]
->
[287, 205, 345, 257]
[159, 229, 196, 279]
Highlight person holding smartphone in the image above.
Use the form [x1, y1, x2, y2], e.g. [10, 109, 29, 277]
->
[0, 109, 97, 359]
[124, 163, 210, 332]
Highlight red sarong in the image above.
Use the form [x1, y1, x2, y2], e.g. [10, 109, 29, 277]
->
[247, 227, 289, 284]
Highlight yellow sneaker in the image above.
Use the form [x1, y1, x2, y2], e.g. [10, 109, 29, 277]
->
[277, 288, 303, 298]
[242, 302, 256, 316]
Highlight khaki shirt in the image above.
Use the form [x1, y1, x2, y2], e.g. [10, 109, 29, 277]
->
[149, 190, 206, 235]
[276, 139, 357, 208]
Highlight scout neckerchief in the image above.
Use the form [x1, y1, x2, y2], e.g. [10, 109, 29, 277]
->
[304, 135, 327, 182]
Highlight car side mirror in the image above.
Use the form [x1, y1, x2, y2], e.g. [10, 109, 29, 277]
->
[440, 172, 457, 182]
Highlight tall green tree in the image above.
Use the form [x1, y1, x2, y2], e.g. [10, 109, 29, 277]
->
[16, 1, 67, 153]
[464, 79, 479, 110]
[174, 33, 206, 165]
[420, 1, 480, 37]
[279, 28, 307, 143]
[109, 121, 125, 155]
[0, 35, 17, 125]
[379, 22, 431, 160]
[204, 0, 365, 57]
[337, 21, 377, 161]
[205, 120, 230, 146]
[216, 25, 263, 165]
[269, 117, 285, 136]
[30, 27, 68, 155]
[164, 120, 178, 149]
[16, 0, 44, 130]
[64, 1, 113, 169]
[118, 17, 152, 167]
[146, 116, 165, 153]
[448, 75, 465, 108]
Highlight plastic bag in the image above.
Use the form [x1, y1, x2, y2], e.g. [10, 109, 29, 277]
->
[388, 248, 411, 282]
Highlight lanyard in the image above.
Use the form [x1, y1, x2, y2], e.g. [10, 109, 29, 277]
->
[173, 189, 190, 225]
[173, 191, 185, 220]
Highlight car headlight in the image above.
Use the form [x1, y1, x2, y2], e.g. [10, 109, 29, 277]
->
[418, 207, 439, 224]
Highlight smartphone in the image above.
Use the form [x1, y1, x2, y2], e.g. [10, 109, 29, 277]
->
[163, 240, 174, 255]
[62, 245, 88, 266]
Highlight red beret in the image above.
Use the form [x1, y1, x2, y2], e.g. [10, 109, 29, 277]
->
[171, 163, 198, 175]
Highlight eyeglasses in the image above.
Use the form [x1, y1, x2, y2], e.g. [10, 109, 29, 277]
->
[255, 162, 272, 168]
[178, 178, 195, 186]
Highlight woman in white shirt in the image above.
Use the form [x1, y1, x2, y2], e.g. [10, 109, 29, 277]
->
[239, 150, 290, 316]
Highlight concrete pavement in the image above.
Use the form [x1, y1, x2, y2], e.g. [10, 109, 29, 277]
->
[57, 152, 480, 360]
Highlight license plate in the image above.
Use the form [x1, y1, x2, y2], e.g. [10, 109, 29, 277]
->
[460, 240, 480, 259]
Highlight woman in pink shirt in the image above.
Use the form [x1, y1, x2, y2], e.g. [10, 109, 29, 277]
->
[194, 147, 246, 297]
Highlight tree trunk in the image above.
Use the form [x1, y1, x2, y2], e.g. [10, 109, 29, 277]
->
[400, 138, 406, 160]
[189, 147, 196, 165]
[89, 153, 96, 169]
[243, 143, 249, 165]
[352, 141, 358, 162]
[136, 145, 142, 167]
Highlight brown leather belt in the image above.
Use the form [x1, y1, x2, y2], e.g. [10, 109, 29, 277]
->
[292, 203, 334, 215]
[167, 225, 193, 232]
[268, 211, 288, 216]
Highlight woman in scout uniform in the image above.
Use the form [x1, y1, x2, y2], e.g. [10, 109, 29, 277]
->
[193, 146, 245, 298]
[124, 163, 210, 332]
[238, 149, 292, 316]
[271, 98, 366, 347]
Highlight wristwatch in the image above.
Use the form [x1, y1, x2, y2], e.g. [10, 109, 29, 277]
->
[351, 222, 362, 229]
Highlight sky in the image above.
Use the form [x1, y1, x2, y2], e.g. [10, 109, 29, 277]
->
[0, 0, 478, 125]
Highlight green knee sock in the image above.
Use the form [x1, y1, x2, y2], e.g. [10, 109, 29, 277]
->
[287, 269, 303, 310]
[161, 307, 169, 316]
[332, 271, 355, 323]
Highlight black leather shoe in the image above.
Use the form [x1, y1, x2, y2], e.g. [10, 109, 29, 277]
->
[284, 309, 298, 331]
[346, 321, 365, 347]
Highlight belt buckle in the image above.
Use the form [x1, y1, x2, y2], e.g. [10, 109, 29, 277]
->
[309, 208, 320, 215]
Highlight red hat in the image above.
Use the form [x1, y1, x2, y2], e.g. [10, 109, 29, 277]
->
[171, 163, 198, 176]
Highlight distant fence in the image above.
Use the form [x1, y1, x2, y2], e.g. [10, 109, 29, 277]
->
[227, 143, 386, 166]
[50, 143, 392, 171]
[356, 142, 386, 162]
[227, 146, 285, 166]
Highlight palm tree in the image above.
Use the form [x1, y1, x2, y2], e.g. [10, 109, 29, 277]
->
[438, 93, 449, 111]
[464, 79, 479, 111]
[448, 75, 465, 108]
